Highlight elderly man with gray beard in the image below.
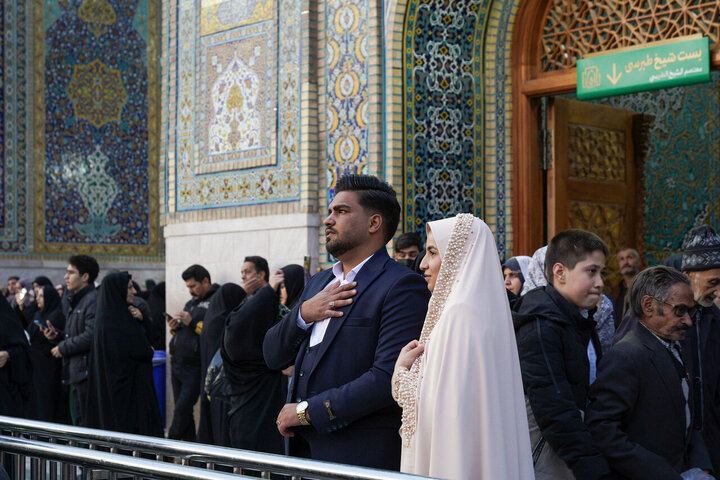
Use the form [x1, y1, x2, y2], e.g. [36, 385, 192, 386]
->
[680, 225, 720, 474]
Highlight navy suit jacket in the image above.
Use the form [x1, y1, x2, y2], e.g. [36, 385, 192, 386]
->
[263, 247, 430, 469]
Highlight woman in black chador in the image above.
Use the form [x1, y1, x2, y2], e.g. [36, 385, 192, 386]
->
[222, 264, 306, 453]
[197, 282, 244, 446]
[0, 298, 33, 417]
[86, 272, 162, 436]
[29, 285, 71, 423]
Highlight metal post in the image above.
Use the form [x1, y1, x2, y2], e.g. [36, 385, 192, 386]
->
[49, 437, 58, 480]
[30, 434, 39, 480]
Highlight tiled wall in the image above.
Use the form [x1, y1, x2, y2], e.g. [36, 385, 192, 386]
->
[0, 0, 164, 282]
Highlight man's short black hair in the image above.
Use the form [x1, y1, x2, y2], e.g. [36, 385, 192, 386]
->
[7, 276, 19, 282]
[243, 256, 269, 281]
[396, 232, 423, 251]
[335, 174, 401, 244]
[182, 264, 211, 283]
[545, 229, 609, 284]
[68, 255, 100, 284]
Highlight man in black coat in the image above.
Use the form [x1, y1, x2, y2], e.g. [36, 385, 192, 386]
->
[166, 264, 218, 441]
[45, 254, 99, 427]
[586, 266, 712, 479]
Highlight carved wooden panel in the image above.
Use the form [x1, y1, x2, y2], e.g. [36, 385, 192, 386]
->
[569, 200, 625, 287]
[542, 1, 720, 72]
[567, 124, 625, 182]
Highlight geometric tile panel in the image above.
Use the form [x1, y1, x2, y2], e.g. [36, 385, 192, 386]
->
[170, 0, 300, 211]
[32, 0, 161, 257]
[196, 22, 276, 174]
[402, 0, 488, 238]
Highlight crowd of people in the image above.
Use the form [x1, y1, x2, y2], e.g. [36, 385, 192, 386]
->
[1, 173, 719, 480]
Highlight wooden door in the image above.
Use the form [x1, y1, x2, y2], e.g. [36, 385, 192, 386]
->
[548, 98, 639, 287]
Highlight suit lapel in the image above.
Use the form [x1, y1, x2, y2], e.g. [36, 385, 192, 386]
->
[306, 248, 390, 378]
[637, 324, 685, 418]
[291, 269, 335, 381]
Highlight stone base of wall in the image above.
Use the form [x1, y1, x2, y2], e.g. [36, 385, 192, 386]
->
[163, 212, 322, 315]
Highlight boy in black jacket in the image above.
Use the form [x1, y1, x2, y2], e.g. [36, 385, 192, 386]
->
[513, 229, 612, 480]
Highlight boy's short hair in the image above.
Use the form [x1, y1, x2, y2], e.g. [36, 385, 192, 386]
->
[544, 229, 609, 284]
[182, 264, 211, 283]
[68, 255, 100, 284]
[395, 232, 423, 251]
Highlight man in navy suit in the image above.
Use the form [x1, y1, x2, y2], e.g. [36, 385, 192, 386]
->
[263, 174, 430, 470]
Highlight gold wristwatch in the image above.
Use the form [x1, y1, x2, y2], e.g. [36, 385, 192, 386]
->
[296, 401, 310, 426]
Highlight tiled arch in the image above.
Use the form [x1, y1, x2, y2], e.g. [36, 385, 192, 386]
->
[384, 0, 519, 256]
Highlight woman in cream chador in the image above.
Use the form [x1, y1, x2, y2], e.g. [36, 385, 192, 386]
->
[392, 214, 534, 479]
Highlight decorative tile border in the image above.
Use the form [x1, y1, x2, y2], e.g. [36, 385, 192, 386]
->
[325, 0, 370, 200]
[0, 0, 29, 253]
[483, 0, 517, 257]
[200, 0, 274, 36]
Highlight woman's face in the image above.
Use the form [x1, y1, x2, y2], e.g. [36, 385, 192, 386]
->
[127, 279, 136, 304]
[279, 282, 288, 305]
[36, 287, 45, 310]
[419, 228, 442, 292]
[503, 267, 523, 295]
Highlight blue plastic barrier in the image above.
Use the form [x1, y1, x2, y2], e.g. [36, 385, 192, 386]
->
[152, 350, 167, 428]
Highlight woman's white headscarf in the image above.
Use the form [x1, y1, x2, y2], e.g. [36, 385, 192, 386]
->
[520, 246, 549, 296]
[394, 214, 534, 479]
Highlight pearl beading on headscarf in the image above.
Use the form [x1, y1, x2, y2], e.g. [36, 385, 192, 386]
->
[393, 213, 475, 446]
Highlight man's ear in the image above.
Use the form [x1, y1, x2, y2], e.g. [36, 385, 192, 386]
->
[81, 272, 90, 284]
[641, 295, 655, 315]
[551, 263, 566, 285]
[368, 213, 383, 235]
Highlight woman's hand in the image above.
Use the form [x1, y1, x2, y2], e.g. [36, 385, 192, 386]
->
[269, 269, 284, 291]
[394, 340, 424, 372]
[42, 320, 58, 340]
[128, 305, 143, 321]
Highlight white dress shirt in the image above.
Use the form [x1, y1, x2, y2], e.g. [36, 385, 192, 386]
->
[296, 254, 373, 347]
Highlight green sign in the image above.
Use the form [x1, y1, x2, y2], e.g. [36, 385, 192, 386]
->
[577, 36, 710, 100]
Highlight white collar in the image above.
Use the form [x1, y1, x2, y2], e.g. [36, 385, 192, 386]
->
[332, 254, 374, 282]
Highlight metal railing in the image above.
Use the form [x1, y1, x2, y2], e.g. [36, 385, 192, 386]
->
[0, 435, 256, 480]
[0, 416, 431, 480]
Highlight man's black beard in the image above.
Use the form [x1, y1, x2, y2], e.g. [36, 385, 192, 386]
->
[326, 236, 361, 258]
